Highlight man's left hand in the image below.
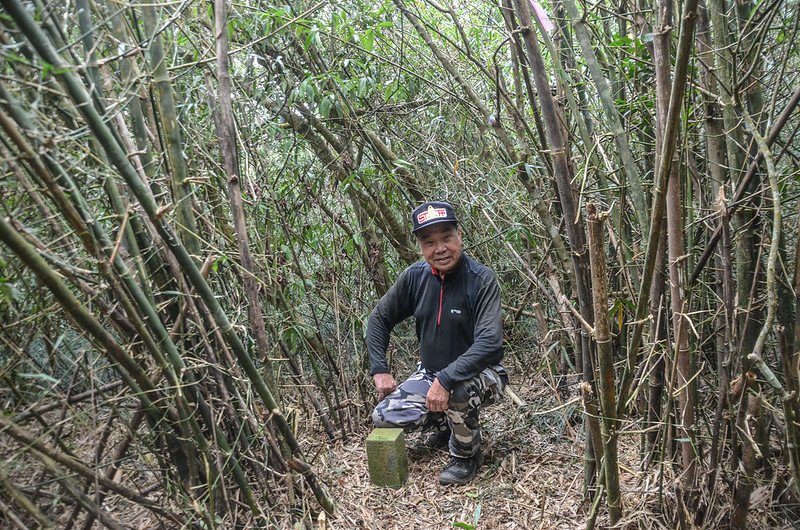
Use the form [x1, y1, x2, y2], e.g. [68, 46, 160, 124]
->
[426, 378, 450, 412]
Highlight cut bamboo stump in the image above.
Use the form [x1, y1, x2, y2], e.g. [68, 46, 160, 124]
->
[366, 428, 408, 488]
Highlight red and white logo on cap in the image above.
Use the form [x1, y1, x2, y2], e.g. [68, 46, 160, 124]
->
[417, 206, 447, 224]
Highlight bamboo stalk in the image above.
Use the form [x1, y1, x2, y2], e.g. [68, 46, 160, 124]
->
[697, 1, 733, 496]
[561, 0, 648, 235]
[76, 408, 144, 530]
[0, 207, 212, 516]
[210, 0, 279, 399]
[0, 108, 95, 255]
[580, 381, 603, 496]
[0, 215, 203, 496]
[617, 0, 701, 417]
[0, 499, 32, 530]
[0, 216, 166, 422]
[708, 189, 735, 483]
[36, 453, 127, 530]
[261, 94, 416, 263]
[0, 83, 35, 130]
[14, 381, 123, 422]
[586, 203, 622, 523]
[75, 0, 151, 304]
[741, 108, 781, 383]
[0, 3, 334, 512]
[511, 0, 597, 491]
[0, 141, 65, 238]
[646, 241, 668, 456]
[742, 107, 800, 498]
[139, 0, 201, 257]
[511, 0, 594, 381]
[104, 0, 160, 184]
[730, 393, 763, 528]
[689, 84, 800, 285]
[393, 0, 496, 133]
[4, 102, 219, 493]
[501, 0, 549, 153]
[657, 0, 698, 493]
[0, 464, 56, 529]
[0, 414, 180, 522]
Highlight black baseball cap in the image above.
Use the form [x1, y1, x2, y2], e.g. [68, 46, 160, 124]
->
[411, 201, 458, 233]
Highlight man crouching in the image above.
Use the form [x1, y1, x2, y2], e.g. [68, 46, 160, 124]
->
[366, 200, 507, 485]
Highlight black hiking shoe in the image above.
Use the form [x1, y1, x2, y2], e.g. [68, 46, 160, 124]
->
[422, 428, 451, 450]
[439, 451, 482, 486]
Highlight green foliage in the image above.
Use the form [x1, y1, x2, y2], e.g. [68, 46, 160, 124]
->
[3, 51, 31, 66]
[452, 497, 482, 529]
[360, 28, 375, 51]
[609, 297, 634, 334]
[2, 0, 800, 525]
[40, 61, 73, 79]
[211, 255, 229, 273]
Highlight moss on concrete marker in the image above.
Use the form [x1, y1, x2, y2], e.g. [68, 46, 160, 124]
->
[367, 428, 408, 488]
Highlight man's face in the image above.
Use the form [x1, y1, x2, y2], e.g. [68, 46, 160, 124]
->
[416, 223, 463, 274]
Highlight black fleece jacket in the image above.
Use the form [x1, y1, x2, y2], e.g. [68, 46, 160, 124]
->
[366, 254, 503, 390]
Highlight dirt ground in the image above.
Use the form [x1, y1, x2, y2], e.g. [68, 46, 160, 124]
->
[313, 376, 590, 529]
[309, 371, 796, 530]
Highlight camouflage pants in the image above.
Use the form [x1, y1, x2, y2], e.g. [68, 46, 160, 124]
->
[372, 365, 507, 458]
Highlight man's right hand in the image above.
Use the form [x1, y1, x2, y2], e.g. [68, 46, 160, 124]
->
[373, 373, 398, 401]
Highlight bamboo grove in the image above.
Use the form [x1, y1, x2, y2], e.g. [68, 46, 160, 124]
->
[0, 0, 798, 527]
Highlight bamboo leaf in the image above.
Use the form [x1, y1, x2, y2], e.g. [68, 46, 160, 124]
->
[17, 373, 60, 384]
[361, 29, 375, 51]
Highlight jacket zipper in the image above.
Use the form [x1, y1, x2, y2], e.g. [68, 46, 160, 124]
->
[437, 272, 445, 326]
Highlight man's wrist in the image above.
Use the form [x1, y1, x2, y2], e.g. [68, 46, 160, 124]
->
[434, 375, 451, 392]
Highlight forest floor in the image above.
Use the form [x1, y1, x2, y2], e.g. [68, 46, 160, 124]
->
[2, 364, 795, 529]
[309, 369, 791, 530]
[312, 371, 593, 529]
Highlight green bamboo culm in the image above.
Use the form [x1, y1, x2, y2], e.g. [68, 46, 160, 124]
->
[0, 0, 333, 514]
[0, 216, 168, 428]
[561, 0, 648, 236]
[28, 135, 261, 521]
[139, 0, 202, 258]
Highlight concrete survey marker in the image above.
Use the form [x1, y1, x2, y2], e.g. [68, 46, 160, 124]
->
[366, 428, 408, 488]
